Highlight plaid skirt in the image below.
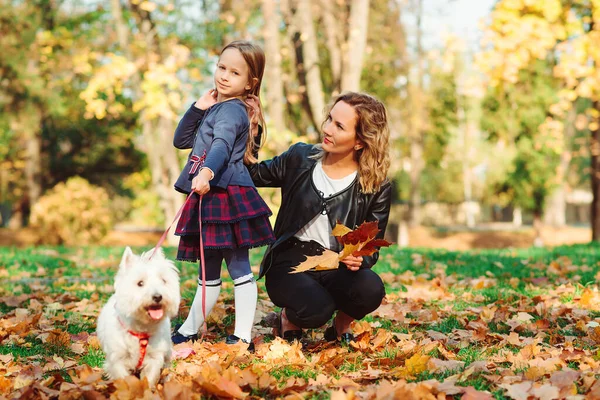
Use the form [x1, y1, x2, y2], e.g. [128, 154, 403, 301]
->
[175, 186, 275, 260]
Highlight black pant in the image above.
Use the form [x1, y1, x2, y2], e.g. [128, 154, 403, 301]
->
[265, 238, 386, 329]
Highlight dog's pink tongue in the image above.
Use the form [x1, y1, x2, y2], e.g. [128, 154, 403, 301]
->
[148, 308, 164, 320]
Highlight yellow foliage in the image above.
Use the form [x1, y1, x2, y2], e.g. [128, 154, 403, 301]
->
[399, 353, 430, 378]
[30, 177, 113, 245]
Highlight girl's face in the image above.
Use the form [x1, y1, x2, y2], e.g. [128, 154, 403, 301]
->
[215, 48, 251, 100]
[322, 101, 363, 158]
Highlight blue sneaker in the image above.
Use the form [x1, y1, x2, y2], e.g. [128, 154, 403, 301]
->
[171, 325, 198, 344]
[225, 334, 255, 353]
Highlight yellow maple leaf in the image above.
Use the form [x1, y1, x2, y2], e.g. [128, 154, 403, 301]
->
[579, 288, 595, 307]
[290, 250, 340, 273]
[332, 223, 353, 237]
[339, 242, 361, 260]
[404, 353, 430, 376]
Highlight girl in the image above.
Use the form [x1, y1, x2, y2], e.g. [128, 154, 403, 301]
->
[171, 41, 274, 350]
[248, 92, 391, 344]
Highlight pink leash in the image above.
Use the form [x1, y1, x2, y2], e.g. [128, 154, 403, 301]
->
[151, 192, 208, 338]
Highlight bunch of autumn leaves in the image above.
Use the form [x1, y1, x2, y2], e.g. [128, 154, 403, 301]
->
[291, 221, 393, 273]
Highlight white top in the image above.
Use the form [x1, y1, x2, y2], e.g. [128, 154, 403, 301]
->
[295, 161, 357, 248]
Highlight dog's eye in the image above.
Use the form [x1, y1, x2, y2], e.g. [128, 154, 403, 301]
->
[137, 280, 144, 287]
[162, 278, 167, 284]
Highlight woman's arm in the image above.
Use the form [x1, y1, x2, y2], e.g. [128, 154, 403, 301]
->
[173, 103, 205, 149]
[361, 181, 393, 269]
[248, 144, 300, 188]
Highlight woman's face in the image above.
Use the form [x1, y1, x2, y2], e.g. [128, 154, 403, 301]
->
[322, 101, 362, 157]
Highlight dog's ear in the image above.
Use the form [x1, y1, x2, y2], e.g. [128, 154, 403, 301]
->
[119, 246, 136, 269]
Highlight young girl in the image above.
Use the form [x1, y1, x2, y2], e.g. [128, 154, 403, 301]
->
[170, 41, 274, 350]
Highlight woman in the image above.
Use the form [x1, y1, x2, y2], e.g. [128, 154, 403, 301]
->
[249, 92, 392, 343]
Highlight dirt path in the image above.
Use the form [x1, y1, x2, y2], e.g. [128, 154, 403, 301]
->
[405, 225, 591, 250]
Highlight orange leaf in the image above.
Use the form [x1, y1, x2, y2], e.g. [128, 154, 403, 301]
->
[462, 386, 495, 400]
[340, 221, 379, 245]
[351, 239, 394, 257]
[289, 221, 392, 273]
[205, 377, 247, 399]
[0, 376, 11, 395]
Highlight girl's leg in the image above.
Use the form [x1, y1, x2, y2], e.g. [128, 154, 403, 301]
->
[177, 250, 223, 337]
[223, 248, 256, 343]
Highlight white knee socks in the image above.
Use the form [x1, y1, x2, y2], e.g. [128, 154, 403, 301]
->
[177, 283, 221, 336]
[233, 280, 258, 342]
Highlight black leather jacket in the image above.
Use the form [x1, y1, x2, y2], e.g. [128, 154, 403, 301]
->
[249, 142, 392, 279]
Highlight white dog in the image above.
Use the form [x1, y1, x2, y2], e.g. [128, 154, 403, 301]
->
[97, 247, 180, 386]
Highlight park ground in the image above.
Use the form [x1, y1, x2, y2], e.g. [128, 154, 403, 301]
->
[1, 227, 600, 398]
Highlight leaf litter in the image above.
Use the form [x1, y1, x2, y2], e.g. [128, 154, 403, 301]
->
[1, 247, 600, 399]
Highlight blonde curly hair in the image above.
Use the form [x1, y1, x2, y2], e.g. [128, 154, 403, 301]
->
[315, 92, 391, 194]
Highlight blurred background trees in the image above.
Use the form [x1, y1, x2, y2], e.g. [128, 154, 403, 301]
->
[1, 0, 599, 246]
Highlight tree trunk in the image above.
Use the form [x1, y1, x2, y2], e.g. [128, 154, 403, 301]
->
[24, 104, 42, 218]
[591, 100, 600, 241]
[533, 212, 544, 247]
[144, 119, 181, 234]
[279, 0, 312, 138]
[262, 0, 286, 134]
[408, 136, 423, 227]
[458, 92, 475, 228]
[111, 0, 183, 243]
[513, 207, 522, 227]
[320, 0, 342, 93]
[220, 0, 253, 44]
[545, 108, 574, 227]
[397, 219, 410, 248]
[407, 0, 424, 227]
[295, 0, 325, 129]
[340, 0, 369, 92]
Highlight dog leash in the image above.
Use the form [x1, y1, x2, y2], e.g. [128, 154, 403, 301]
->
[151, 191, 208, 338]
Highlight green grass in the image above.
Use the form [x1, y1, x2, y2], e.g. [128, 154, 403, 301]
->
[456, 347, 485, 365]
[430, 316, 463, 333]
[0, 337, 74, 360]
[65, 312, 96, 335]
[373, 243, 600, 285]
[270, 365, 319, 382]
[2, 242, 600, 398]
[80, 348, 105, 368]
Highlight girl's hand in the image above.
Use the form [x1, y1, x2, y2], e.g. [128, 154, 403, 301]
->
[194, 89, 218, 110]
[245, 94, 260, 137]
[191, 171, 211, 195]
[340, 255, 363, 272]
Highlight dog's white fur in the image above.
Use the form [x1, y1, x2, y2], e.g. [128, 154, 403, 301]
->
[97, 247, 180, 386]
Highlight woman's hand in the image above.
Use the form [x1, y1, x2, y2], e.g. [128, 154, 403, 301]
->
[191, 169, 213, 195]
[340, 255, 363, 272]
[194, 89, 218, 110]
[245, 94, 260, 137]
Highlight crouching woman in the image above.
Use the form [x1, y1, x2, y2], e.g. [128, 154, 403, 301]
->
[249, 92, 392, 343]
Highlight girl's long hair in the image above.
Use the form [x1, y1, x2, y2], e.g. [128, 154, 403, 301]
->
[316, 92, 391, 194]
[220, 40, 266, 164]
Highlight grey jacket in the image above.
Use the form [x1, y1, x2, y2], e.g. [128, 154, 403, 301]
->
[173, 99, 255, 193]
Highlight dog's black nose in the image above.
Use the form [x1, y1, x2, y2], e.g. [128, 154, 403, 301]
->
[152, 294, 162, 303]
